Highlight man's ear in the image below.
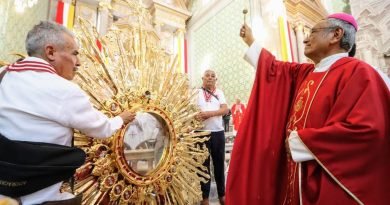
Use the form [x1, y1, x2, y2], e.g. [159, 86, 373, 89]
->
[45, 45, 56, 61]
[330, 27, 344, 44]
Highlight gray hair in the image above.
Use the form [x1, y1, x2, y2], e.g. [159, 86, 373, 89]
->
[327, 18, 356, 52]
[203, 69, 216, 76]
[25, 21, 74, 56]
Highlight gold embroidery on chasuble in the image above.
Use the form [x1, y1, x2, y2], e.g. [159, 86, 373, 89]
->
[287, 80, 314, 133]
[283, 71, 329, 205]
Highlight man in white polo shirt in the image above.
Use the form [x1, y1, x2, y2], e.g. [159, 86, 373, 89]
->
[196, 69, 228, 205]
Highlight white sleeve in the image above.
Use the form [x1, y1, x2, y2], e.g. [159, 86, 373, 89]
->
[243, 41, 262, 68]
[218, 90, 227, 105]
[288, 131, 314, 162]
[59, 87, 123, 138]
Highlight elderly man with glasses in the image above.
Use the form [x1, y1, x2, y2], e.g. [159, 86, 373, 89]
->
[226, 13, 390, 205]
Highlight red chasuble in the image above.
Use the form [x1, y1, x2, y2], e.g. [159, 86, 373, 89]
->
[226, 49, 390, 205]
[232, 103, 246, 131]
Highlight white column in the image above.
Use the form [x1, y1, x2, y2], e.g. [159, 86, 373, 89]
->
[249, 0, 265, 45]
[289, 22, 298, 62]
[174, 28, 185, 73]
[250, 0, 262, 22]
[379, 56, 386, 70]
[97, 0, 112, 35]
[154, 21, 162, 35]
[257, 0, 287, 59]
[294, 22, 305, 63]
[362, 49, 373, 66]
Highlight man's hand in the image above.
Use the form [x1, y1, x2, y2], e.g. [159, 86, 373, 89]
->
[119, 111, 136, 124]
[240, 24, 255, 47]
[196, 111, 214, 121]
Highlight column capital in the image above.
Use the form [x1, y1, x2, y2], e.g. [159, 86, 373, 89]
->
[98, 0, 112, 10]
[293, 21, 304, 32]
[303, 26, 311, 37]
[175, 28, 186, 35]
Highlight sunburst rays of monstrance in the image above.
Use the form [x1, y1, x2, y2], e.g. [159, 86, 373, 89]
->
[70, 1, 210, 204]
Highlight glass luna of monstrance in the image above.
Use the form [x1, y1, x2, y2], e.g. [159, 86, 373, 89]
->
[69, 1, 210, 204]
[123, 112, 169, 176]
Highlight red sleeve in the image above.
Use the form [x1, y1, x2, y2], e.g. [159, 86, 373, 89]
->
[241, 104, 246, 113]
[298, 64, 390, 204]
[231, 104, 236, 114]
[226, 49, 314, 205]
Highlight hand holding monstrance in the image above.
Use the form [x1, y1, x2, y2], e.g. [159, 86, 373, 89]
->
[119, 104, 142, 124]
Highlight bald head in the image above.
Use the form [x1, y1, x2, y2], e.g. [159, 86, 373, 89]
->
[203, 69, 216, 77]
[202, 69, 217, 90]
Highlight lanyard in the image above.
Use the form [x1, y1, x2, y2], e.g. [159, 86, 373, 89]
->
[202, 87, 217, 102]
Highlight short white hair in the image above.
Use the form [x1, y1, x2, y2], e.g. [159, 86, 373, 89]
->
[25, 21, 74, 56]
[327, 18, 356, 52]
[202, 69, 216, 77]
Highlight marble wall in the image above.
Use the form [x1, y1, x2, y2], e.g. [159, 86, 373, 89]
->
[187, 0, 254, 106]
[350, 0, 390, 75]
[0, 0, 50, 63]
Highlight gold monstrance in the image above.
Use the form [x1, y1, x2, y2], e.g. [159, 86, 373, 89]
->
[70, 0, 210, 204]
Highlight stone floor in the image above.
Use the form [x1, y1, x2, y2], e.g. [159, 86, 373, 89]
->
[198, 130, 234, 205]
[195, 181, 221, 205]
[209, 182, 220, 205]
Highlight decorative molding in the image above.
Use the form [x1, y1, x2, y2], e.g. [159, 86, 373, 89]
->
[284, 0, 328, 63]
[350, 0, 390, 71]
[75, 1, 99, 27]
[77, 0, 100, 6]
[285, 0, 328, 28]
[176, 0, 188, 10]
[186, 0, 233, 31]
[150, 0, 191, 30]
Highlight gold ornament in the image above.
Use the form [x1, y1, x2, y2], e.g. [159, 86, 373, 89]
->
[71, 1, 210, 204]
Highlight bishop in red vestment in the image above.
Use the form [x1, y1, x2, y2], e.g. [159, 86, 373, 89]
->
[231, 99, 246, 131]
[226, 13, 390, 205]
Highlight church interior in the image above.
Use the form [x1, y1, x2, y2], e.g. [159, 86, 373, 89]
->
[0, 0, 389, 204]
[1, 0, 389, 105]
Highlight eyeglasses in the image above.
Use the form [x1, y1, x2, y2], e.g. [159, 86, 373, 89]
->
[309, 26, 338, 35]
